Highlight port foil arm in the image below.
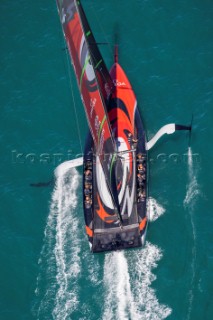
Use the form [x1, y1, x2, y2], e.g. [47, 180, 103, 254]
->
[54, 157, 83, 177]
[146, 124, 191, 151]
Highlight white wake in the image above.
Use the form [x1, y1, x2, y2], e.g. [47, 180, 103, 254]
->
[147, 197, 166, 222]
[184, 147, 200, 320]
[103, 251, 137, 320]
[184, 147, 200, 209]
[34, 167, 81, 320]
[103, 243, 172, 320]
[103, 199, 172, 320]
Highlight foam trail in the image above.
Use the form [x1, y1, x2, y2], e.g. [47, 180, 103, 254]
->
[53, 168, 81, 319]
[184, 147, 200, 209]
[103, 243, 172, 320]
[103, 251, 138, 320]
[34, 167, 81, 320]
[128, 242, 172, 319]
[102, 197, 171, 320]
[184, 147, 199, 320]
[147, 197, 165, 222]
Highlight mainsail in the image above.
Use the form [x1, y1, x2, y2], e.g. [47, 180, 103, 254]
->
[56, 0, 121, 218]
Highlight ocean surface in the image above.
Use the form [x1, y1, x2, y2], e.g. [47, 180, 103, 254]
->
[0, 1, 212, 319]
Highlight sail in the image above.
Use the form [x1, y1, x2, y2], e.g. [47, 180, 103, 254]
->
[56, 0, 115, 156]
[76, 1, 115, 103]
[56, 0, 122, 217]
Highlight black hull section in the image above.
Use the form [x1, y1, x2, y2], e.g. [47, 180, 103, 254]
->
[93, 227, 142, 253]
[83, 108, 148, 253]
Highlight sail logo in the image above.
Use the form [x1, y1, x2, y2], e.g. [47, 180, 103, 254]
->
[95, 115, 100, 133]
[90, 98, 97, 118]
[113, 79, 126, 87]
[95, 115, 105, 153]
[60, 2, 76, 25]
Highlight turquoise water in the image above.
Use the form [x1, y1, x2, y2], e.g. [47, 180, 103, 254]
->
[0, 1, 212, 319]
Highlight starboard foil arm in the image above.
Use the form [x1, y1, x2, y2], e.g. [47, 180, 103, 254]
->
[146, 123, 191, 150]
